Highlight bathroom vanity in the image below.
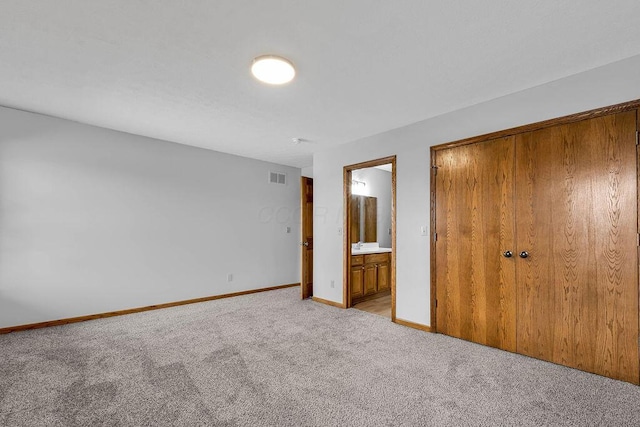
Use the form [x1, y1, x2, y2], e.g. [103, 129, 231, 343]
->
[351, 243, 391, 303]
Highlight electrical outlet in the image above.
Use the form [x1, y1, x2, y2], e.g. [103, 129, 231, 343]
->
[285, 226, 291, 233]
[338, 227, 343, 235]
[227, 274, 233, 282]
[330, 280, 335, 288]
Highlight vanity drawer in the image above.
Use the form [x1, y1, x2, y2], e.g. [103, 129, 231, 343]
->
[351, 255, 364, 266]
[364, 253, 389, 264]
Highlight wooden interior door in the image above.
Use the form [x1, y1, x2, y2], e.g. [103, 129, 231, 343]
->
[515, 111, 639, 383]
[301, 177, 313, 299]
[434, 136, 517, 351]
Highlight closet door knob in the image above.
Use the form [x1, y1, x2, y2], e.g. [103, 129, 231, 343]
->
[519, 251, 529, 259]
[503, 251, 513, 258]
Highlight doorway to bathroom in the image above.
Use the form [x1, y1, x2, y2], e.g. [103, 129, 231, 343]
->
[343, 156, 396, 320]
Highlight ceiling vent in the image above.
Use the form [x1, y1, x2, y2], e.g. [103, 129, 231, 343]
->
[269, 172, 286, 185]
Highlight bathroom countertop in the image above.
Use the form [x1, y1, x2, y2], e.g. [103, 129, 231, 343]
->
[351, 247, 392, 255]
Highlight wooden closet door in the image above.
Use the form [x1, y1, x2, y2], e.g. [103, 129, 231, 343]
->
[435, 137, 517, 351]
[515, 111, 639, 384]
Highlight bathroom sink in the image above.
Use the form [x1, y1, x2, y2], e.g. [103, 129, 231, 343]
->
[351, 243, 392, 255]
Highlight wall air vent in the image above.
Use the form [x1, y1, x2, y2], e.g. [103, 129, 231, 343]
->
[269, 172, 286, 185]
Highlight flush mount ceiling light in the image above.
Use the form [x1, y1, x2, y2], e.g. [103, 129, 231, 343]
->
[251, 55, 295, 85]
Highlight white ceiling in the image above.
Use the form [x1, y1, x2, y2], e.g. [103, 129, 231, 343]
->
[2, 1, 640, 168]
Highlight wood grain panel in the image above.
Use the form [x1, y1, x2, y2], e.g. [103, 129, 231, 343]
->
[434, 136, 517, 351]
[515, 111, 639, 384]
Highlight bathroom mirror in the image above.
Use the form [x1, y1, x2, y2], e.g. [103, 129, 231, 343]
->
[350, 195, 377, 243]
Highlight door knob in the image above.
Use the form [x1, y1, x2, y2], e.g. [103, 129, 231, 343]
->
[301, 241, 309, 247]
[519, 251, 529, 259]
[503, 251, 513, 258]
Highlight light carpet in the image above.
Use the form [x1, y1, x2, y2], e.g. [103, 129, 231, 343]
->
[1, 287, 639, 426]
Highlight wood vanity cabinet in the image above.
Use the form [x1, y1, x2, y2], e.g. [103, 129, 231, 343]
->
[363, 263, 377, 295]
[350, 255, 365, 299]
[351, 252, 391, 303]
[376, 261, 390, 292]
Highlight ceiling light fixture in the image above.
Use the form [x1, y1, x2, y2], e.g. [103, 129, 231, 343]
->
[251, 55, 296, 85]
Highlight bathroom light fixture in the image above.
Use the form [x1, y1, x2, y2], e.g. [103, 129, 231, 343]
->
[352, 180, 366, 195]
[251, 55, 295, 85]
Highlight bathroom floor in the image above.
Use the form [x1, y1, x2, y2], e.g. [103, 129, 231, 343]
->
[352, 294, 391, 318]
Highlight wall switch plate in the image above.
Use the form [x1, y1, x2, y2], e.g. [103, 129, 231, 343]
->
[338, 227, 343, 235]
[227, 274, 233, 282]
[330, 280, 335, 288]
[420, 226, 428, 236]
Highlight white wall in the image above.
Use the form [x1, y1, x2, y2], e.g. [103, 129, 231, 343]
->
[351, 167, 392, 248]
[312, 53, 640, 326]
[0, 107, 301, 328]
[301, 166, 313, 178]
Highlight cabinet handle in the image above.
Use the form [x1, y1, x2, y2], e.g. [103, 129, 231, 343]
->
[503, 251, 513, 258]
[519, 251, 529, 259]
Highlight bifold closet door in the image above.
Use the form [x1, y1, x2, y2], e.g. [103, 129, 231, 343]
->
[434, 137, 517, 351]
[515, 111, 639, 384]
